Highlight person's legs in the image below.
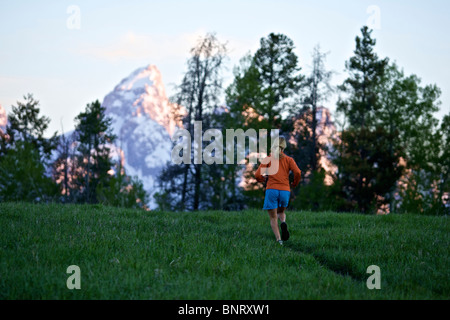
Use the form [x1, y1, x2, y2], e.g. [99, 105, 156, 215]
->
[267, 209, 281, 241]
[278, 207, 289, 240]
[264, 190, 285, 244]
[277, 191, 290, 241]
[277, 207, 286, 223]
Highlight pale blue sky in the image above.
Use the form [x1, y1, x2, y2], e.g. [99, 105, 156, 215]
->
[0, 0, 449, 135]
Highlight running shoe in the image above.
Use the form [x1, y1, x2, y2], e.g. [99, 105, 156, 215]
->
[280, 222, 290, 241]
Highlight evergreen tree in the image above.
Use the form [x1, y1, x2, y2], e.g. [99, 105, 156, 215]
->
[0, 94, 58, 201]
[253, 33, 304, 130]
[66, 100, 149, 208]
[225, 53, 262, 129]
[333, 126, 404, 213]
[0, 94, 57, 160]
[96, 160, 149, 210]
[334, 27, 402, 213]
[337, 26, 388, 129]
[73, 100, 116, 203]
[222, 34, 304, 208]
[0, 141, 58, 202]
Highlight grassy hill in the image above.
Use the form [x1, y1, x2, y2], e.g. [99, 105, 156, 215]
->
[0, 202, 448, 299]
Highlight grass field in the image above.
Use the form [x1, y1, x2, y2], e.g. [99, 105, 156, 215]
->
[0, 202, 448, 299]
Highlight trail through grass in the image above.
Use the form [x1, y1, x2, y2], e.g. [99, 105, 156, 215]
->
[0, 203, 448, 299]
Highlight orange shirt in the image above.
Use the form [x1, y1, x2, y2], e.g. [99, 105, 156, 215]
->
[255, 153, 301, 191]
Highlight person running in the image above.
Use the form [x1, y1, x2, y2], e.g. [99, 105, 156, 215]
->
[255, 136, 301, 246]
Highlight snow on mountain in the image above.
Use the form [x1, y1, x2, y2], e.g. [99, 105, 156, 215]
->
[102, 65, 183, 209]
[104, 64, 180, 137]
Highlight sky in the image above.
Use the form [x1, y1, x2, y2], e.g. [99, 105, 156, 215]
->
[0, 0, 449, 136]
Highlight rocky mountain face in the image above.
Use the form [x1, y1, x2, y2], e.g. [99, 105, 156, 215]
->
[102, 65, 182, 209]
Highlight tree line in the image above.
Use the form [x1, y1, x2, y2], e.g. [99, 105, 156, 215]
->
[0, 97, 149, 209]
[155, 27, 449, 215]
[0, 26, 448, 214]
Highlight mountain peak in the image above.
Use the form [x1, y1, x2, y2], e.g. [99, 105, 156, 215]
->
[101, 64, 183, 209]
[116, 64, 159, 91]
[105, 64, 181, 137]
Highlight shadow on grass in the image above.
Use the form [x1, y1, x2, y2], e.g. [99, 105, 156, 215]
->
[253, 220, 366, 283]
[284, 241, 367, 282]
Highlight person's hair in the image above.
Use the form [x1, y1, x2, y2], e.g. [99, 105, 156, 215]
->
[271, 135, 287, 159]
[278, 136, 287, 150]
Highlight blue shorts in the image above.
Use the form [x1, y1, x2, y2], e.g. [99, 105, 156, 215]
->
[263, 189, 290, 210]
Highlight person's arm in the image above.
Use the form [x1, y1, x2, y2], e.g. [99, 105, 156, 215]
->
[290, 158, 302, 188]
[255, 160, 269, 183]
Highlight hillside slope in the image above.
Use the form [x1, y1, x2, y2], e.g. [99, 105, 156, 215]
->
[0, 203, 448, 299]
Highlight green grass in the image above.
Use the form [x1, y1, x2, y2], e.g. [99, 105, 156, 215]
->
[0, 202, 448, 299]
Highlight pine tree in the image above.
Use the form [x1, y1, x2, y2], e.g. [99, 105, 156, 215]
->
[73, 100, 116, 203]
[0, 94, 58, 201]
[0, 141, 58, 202]
[223, 34, 304, 208]
[337, 26, 388, 129]
[334, 27, 402, 213]
[96, 160, 149, 210]
[0, 93, 57, 160]
[333, 126, 404, 213]
[253, 33, 304, 130]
